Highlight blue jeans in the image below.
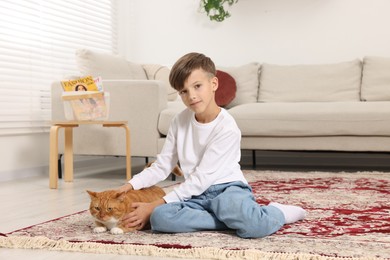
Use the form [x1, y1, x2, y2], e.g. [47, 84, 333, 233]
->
[150, 181, 285, 238]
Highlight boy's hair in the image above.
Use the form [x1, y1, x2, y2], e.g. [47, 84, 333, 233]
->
[169, 52, 216, 91]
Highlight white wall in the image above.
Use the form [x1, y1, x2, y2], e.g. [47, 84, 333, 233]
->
[123, 0, 390, 66]
[0, 133, 128, 181]
[3, 0, 390, 178]
[0, 134, 50, 180]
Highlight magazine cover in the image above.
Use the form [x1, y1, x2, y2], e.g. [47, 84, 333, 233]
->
[62, 92, 108, 120]
[61, 75, 100, 92]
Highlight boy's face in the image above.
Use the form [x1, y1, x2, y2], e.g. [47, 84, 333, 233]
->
[178, 68, 219, 120]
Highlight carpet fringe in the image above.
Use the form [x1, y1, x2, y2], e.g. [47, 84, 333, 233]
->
[0, 236, 383, 260]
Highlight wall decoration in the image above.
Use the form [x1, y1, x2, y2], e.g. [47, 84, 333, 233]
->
[200, 0, 239, 22]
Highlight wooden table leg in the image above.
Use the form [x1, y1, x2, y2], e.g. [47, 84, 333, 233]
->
[51, 121, 129, 189]
[49, 126, 61, 189]
[64, 126, 74, 182]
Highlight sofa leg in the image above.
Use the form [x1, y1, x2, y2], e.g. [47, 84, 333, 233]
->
[252, 150, 256, 169]
[145, 157, 149, 164]
[58, 154, 63, 179]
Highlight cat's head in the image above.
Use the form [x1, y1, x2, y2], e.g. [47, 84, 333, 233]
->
[87, 190, 128, 223]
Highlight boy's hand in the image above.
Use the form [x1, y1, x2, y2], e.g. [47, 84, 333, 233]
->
[122, 199, 165, 230]
[117, 183, 133, 193]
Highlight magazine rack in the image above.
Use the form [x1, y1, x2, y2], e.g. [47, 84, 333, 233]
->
[49, 121, 131, 189]
[62, 92, 110, 121]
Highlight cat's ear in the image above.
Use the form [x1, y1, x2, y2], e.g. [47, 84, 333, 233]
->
[115, 191, 127, 201]
[86, 190, 97, 198]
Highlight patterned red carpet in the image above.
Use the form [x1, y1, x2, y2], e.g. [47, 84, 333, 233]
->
[1, 171, 389, 259]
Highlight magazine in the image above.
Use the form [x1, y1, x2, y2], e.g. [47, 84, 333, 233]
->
[61, 76, 108, 120]
[61, 75, 101, 92]
[62, 91, 108, 120]
[93, 76, 104, 92]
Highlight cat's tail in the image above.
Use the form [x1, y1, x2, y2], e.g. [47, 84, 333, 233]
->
[171, 165, 183, 177]
[145, 161, 183, 177]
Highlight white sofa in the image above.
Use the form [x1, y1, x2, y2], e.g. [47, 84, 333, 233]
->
[51, 50, 390, 163]
[158, 57, 390, 153]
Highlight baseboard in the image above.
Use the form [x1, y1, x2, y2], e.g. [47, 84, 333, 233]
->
[0, 165, 48, 182]
[68, 156, 127, 176]
[0, 156, 129, 182]
[4, 150, 389, 182]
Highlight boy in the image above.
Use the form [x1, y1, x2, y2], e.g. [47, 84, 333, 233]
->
[118, 52, 306, 238]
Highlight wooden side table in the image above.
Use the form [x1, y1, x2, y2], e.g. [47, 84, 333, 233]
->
[49, 121, 131, 189]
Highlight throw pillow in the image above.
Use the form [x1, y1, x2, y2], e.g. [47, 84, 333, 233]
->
[142, 64, 178, 101]
[75, 49, 147, 80]
[361, 56, 390, 101]
[215, 70, 236, 107]
[258, 60, 361, 102]
[218, 63, 261, 109]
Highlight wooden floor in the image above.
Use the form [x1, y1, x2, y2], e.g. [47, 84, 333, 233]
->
[0, 158, 193, 260]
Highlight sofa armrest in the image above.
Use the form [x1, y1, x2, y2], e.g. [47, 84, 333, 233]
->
[51, 80, 168, 157]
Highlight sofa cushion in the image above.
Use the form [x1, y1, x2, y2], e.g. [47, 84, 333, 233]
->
[143, 64, 178, 101]
[361, 56, 390, 101]
[215, 70, 236, 107]
[218, 63, 261, 108]
[258, 60, 362, 102]
[228, 102, 390, 136]
[75, 49, 147, 80]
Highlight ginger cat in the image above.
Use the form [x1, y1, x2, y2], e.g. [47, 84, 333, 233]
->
[87, 186, 165, 234]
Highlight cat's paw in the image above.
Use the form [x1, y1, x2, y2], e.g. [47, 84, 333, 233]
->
[93, 226, 107, 233]
[110, 227, 124, 235]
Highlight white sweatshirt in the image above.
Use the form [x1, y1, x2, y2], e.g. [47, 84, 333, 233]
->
[129, 108, 248, 203]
